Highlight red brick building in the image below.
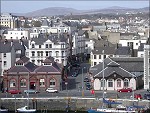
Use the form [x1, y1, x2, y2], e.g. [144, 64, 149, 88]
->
[3, 56, 63, 92]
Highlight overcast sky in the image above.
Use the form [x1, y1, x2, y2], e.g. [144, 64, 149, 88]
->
[1, 1, 149, 13]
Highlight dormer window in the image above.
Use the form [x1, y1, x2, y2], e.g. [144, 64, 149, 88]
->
[16, 63, 23, 66]
[32, 44, 35, 48]
[44, 63, 52, 66]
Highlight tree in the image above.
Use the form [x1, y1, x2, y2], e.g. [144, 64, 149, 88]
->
[32, 20, 42, 27]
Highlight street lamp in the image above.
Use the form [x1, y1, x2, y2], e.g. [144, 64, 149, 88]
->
[82, 67, 86, 97]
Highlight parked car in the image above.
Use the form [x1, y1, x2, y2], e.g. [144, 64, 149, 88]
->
[24, 89, 38, 94]
[144, 93, 150, 100]
[8, 89, 21, 94]
[147, 89, 150, 93]
[86, 82, 91, 90]
[84, 77, 89, 82]
[72, 72, 78, 77]
[117, 88, 132, 92]
[46, 88, 58, 93]
[134, 94, 142, 99]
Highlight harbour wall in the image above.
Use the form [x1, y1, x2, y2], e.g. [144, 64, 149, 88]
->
[0, 97, 150, 111]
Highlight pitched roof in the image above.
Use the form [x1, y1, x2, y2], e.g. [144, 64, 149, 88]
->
[115, 46, 131, 55]
[41, 19, 49, 27]
[92, 47, 116, 54]
[90, 57, 143, 78]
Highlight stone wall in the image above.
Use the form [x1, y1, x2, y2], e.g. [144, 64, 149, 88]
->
[0, 98, 149, 111]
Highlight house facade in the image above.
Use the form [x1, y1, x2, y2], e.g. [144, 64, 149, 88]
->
[0, 13, 19, 29]
[89, 57, 144, 91]
[3, 29, 29, 40]
[3, 56, 62, 92]
[29, 33, 69, 66]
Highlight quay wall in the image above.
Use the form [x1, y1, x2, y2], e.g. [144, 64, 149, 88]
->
[0, 97, 150, 111]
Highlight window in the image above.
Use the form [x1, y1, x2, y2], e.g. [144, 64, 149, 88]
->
[20, 79, 26, 87]
[32, 51, 35, 56]
[39, 79, 45, 87]
[124, 79, 129, 87]
[32, 44, 35, 48]
[41, 51, 43, 56]
[94, 62, 97, 65]
[49, 44, 52, 48]
[101, 79, 106, 87]
[3, 53, 6, 57]
[94, 55, 96, 59]
[108, 79, 113, 87]
[39, 45, 41, 48]
[117, 79, 121, 87]
[37, 51, 40, 56]
[62, 51, 64, 57]
[21, 32, 23, 35]
[99, 55, 101, 59]
[45, 44, 48, 48]
[50, 78, 56, 87]
[32, 60, 35, 63]
[4, 61, 7, 67]
[56, 51, 59, 57]
[10, 79, 16, 87]
[46, 51, 49, 56]
[104, 55, 106, 59]
[49, 51, 52, 56]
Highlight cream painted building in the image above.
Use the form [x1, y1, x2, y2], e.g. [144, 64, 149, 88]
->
[0, 13, 19, 29]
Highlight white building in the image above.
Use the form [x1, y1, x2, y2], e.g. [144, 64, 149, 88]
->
[3, 28, 29, 40]
[29, 34, 69, 66]
[0, 39, 27, 76]
[72, 30, 86, 56]
[0, 13, 19, 29]
[119, 39, 147, 49]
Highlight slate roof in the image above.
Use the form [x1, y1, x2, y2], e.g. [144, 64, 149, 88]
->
[31, 33, 68, 45]
[41, 19, 49, 27]
[43, 56, 54, 63]
[93, 39, 116, 48]
[90, 57, 143, 78]
[7, 65, 30, 73]
[0, 39, 28, 53]
[34, 65, 61, 73]
[138, 43, 145, 51]
[92, 47, 116, 54]
[115, 46, 131, 55]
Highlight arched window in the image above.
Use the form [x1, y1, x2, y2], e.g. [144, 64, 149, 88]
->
[124, 79, 129, 88]
[10, 79, 16, 87]
[50, 78, 56, 88]
[101, 79, 106, 87]
[117, 79, 121, 87]
[108, 79, 113, 87]
[39, 78, 45, 87]
[20, 79, 26, 87]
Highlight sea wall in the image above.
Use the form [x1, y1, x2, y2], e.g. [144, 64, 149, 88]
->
[0, 97, 150, 111]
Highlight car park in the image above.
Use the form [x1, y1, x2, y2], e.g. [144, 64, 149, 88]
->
[117, 88, 132, 92]
[144, 93, 150, 100]
[8, 89, 21, 94]
[46, 88, 58, 93]
[24, 89, 38, 94]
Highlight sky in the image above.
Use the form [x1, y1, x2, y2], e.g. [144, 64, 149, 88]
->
[1, 0, 149, 13]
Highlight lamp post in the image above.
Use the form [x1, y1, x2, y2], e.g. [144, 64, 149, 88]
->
[82, 67, 86, 97]
[65, 82, 68, 97]
[102, 50, 105, 109]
